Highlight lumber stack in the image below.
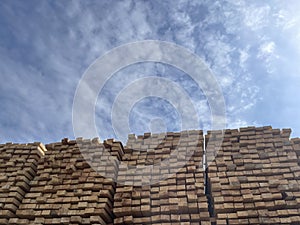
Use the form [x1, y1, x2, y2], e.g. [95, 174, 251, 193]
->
[114, 130, 212, 225]
[291, 138, 300, 166]
[11, 138, 121, 225]
[206, 126, 300, 225]
[0, 143, 46, 225]
[0, 126, 300, 225]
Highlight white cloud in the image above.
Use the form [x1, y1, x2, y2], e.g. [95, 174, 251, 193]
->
[239, 48, 249, 70]
[257, 41, 279, 74]
[243, 5, 271, 31]
[274, 9, 298, 31]
[259, 41, 276, 55]
[226, 118, 261, 130]
[0, 53, 75, 142]
[1, 0, 300, 143]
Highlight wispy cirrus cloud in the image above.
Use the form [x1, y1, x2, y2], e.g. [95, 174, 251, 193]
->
[0, 0, 300, 143]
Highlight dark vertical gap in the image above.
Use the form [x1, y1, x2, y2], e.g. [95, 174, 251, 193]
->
[226, 218, 230, 225]
[107, 140, 124, 223]
[205, 167, 214, 216]
[203, 132, 216, 225]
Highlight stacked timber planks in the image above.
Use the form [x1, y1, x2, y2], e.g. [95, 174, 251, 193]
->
[206, 126, 300, 225]
[291, 138, 300, 167]
[10, 138, 122, 225]
[114, 130, 212, 225]
[0, 126, 300, 225]
[0, 143, 46, 225]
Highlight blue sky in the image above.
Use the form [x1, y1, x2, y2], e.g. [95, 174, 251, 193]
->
[0, 0, 300, 143]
